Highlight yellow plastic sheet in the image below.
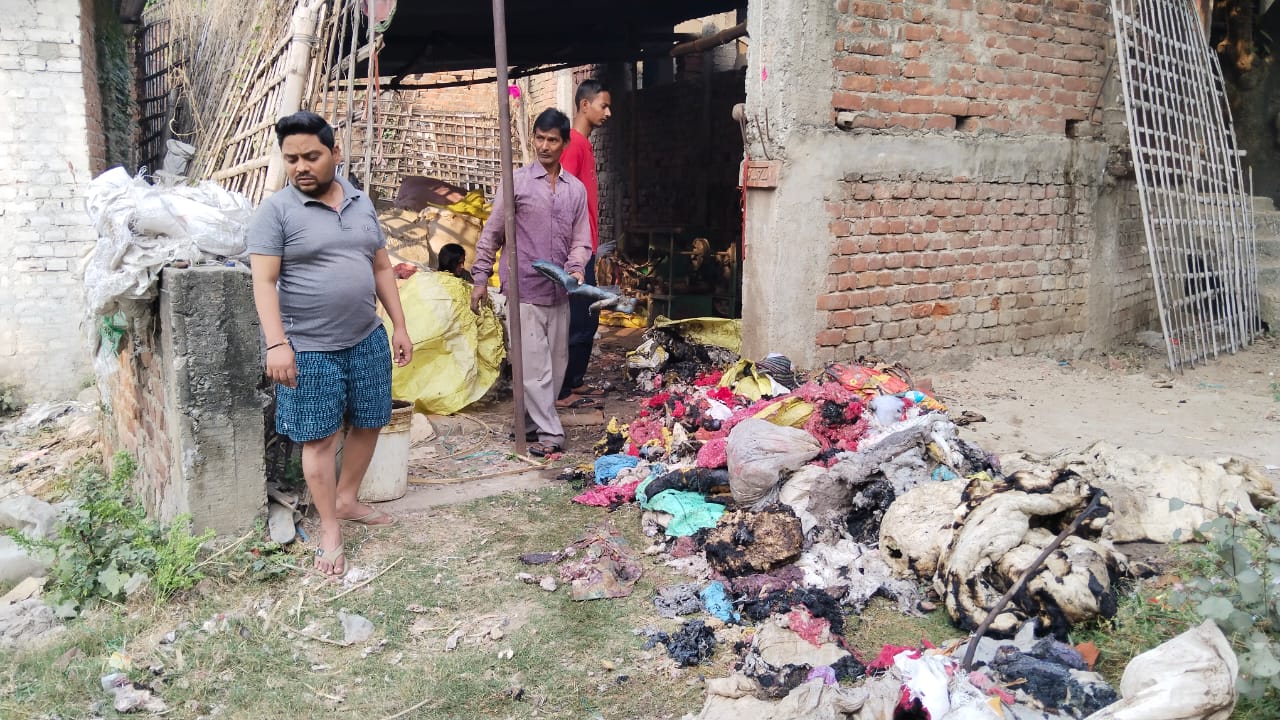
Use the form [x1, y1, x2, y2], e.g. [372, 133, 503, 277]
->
[753, 397, 816, 428]
[718, 359, 772, 401]
[599, 309, 648, 328]
[387, 271, 506, 415]
[441, 189, 492, 221]
[652, 316, 742, 353]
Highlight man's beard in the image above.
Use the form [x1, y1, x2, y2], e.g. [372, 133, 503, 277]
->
[293, 175, 333, 196]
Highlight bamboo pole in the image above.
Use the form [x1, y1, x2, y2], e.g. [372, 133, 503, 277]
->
[363, 0, 376, 192]
[492, 0, 528, 457]
[344, 0, 358, 179]
[265, 0, 323, 194]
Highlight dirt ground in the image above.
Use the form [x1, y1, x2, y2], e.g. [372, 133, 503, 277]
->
[932, 335, 1280, 468]
[387, 329, 1280, 515]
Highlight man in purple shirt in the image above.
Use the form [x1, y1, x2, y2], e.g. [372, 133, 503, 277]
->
[470, 108, 592, 456]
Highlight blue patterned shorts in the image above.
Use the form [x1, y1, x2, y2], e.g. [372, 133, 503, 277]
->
[275, 326, 392, 442]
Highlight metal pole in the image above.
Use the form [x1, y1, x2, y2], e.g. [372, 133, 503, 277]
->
[492, 0, 527, 456]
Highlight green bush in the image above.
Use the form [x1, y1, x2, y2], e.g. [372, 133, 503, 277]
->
[1169, 499, 1280, 703]
[8, 453, 214, 615]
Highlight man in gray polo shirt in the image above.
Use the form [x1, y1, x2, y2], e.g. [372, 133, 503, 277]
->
[248, 111, 412, 578]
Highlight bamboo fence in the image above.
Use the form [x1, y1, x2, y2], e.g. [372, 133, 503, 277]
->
[140, 0, 522, 204]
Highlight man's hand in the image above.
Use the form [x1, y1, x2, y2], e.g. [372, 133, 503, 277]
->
[470, 283, 489, 315]
[569, 271, 585, 285]
[392, 327, 413, 367]
[266, 345, 298, 388]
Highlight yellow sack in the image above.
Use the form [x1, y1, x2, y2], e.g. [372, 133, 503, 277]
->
[388, 271, 506, 415]
[652, 315, 741, 353]
[599, 309, 647, 328]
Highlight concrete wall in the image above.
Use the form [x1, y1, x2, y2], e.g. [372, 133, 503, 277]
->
[742, 0, 1156, 368]
[0, 0, 100, 401]
[105, 267, 265, 535]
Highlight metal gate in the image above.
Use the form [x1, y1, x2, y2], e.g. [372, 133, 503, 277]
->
[137, 16, 175, 173]
[1109, 0, 1262, 370]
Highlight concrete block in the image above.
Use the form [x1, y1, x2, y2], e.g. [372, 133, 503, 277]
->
[154, 266, 266, 535]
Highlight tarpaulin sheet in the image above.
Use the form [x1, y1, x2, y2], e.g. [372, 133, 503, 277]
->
[388, 271, 505, 415]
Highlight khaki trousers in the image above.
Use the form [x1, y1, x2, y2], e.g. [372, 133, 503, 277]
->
[508, 302, 569, 445]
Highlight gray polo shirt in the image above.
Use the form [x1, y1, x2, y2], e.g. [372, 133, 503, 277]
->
[247, 175, 386, 351]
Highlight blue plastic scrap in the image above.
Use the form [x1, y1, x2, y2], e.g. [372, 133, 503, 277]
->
[700, 581, 741, 624]
[594, 454, 641, 485]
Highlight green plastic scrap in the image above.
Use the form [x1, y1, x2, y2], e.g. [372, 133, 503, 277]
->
[639, 486, 725, 537]
[99, 313, 126, 353]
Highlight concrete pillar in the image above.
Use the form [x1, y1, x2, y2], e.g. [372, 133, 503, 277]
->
[741, 0, 841, 368]
[156, 266, 265, 534]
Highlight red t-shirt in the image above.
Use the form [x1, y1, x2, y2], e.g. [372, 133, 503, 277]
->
[560, 128, 598, 252]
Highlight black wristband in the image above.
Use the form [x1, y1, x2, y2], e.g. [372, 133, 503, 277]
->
[266, 341, 289, 351]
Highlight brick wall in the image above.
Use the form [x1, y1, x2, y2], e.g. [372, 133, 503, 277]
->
[811, 0, 1151, 364]
[1108, 186, 1154, 337]
[816, 173, 1091, 358]
[0, 0, 100, 401]
[104, 267, 265, 534]
[399, 71, 498, 115]
[741, 0, 1155, 367]
[831, 0, 1110, 135]
[107, 316, 176, 510]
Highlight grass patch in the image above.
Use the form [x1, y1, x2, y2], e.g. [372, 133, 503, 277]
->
[1, 486, 713, 719]
[844, 597, 960, 657]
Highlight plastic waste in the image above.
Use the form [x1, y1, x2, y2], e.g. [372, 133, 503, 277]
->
[725, 418, 822, 504]
[339, 610, 375, 645]
[869, 395, 906, 425]
[700, 581, 741, 624]
[1083, 620, 1237, 720]
[84, 167, 253, 318]
[531, 260, 638, 313]
[594, 454, 640, 484]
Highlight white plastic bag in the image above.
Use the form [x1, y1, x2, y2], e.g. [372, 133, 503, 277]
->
[726, 418, 821, 504]
[1083, 620, 1238, 720]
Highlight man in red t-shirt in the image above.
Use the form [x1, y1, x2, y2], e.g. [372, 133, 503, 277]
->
[556, 79, 612, 408]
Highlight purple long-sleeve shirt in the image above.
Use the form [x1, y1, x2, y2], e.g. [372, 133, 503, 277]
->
[471, 162, 592, 305]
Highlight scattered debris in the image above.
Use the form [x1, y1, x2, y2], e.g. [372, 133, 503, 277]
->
[0, 598, 63, 650]
[645, 619, 717, 667]
[654, 583, 704, 618]
[554, 522, 643, 601]
[338, 611, 374, 646]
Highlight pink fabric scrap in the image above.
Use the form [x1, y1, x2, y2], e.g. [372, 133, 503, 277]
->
[867, 644, 919, 671]
[968, 670, 1016, 705]
[787, 607, 831, 648]
[627, 416, 666, 447]
[572, 480, 641, 507]
[696, 437, 729, 468]
[669, 535, 699, 559]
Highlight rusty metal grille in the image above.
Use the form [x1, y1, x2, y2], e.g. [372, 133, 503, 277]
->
[1109, 0, 1262, 369]
[137, 16, 175, 172]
